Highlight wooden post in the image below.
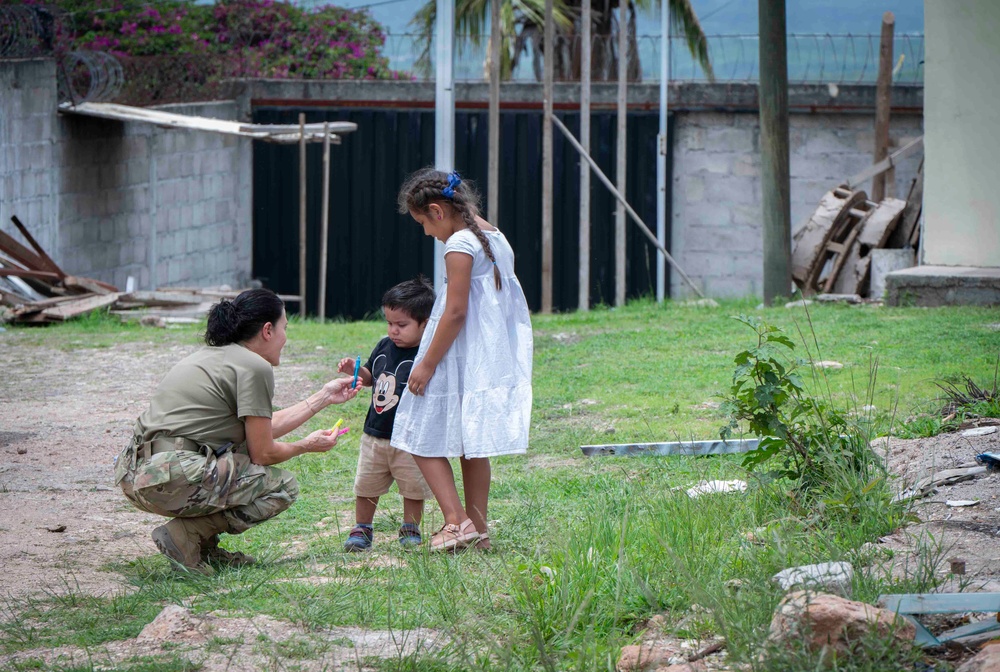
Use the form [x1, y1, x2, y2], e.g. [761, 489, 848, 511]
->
[298, 113, 307, 316]
[579, 0, 591, 312]
[318, 122, 331, 321]
[541, 0, 553, 313]
[614, 0, 628, 307]
[488, 0, 501, 224]
[759, 0, 791, 305]
[872, 11, 895, 202]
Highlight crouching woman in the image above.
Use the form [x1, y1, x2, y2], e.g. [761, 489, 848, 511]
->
[115, 288, 357, 574]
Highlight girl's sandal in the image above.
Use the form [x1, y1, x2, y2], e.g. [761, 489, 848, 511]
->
[430, 519, 480, 552]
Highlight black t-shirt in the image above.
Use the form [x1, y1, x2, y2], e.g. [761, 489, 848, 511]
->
[362, 337, 419, 439]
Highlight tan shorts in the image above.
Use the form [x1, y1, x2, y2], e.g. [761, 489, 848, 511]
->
[354, 433, 433, 500]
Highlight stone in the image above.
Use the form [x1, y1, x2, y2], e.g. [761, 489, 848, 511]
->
[813, 361, 844, 369]
[956, 642, 1000, 672]
[772, 562, 854, 597]
[765, 591, 915, 660]
[785, 299, 813, 308]
[136, 605, 210, 644]
[617, 642, 678, 671]
[869, 249, 916, 300]
[963, 426, 998, 437]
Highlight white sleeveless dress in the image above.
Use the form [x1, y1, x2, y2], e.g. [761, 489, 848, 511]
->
[391, 228, 533, 458]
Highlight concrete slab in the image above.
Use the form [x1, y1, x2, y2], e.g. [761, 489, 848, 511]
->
[885, 265, 1000, 306]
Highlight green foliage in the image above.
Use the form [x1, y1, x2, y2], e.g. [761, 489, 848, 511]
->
[45, 0, 406, 94]
[721, 315, 883, 492]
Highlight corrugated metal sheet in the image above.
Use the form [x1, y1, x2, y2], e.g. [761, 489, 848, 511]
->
[252, 106, 672, 317]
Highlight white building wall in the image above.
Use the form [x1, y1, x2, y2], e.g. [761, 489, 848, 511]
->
[923, 0, 1000, 267]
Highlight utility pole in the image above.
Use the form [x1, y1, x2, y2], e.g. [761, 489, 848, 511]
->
[758, 0, 791, 305]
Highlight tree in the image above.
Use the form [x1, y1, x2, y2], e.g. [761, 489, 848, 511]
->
[411, 0, 713, 82]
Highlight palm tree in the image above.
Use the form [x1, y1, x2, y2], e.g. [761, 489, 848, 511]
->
[411, 0, 713, 82]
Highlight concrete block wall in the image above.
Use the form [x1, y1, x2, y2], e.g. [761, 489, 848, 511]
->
[0, 60, 60, 261]
[671, 111, 924, 298]
[0, 58, 252, 293]
[58, 101, 253, 290]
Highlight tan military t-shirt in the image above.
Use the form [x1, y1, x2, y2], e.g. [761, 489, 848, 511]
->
[135, 343, 274, 449]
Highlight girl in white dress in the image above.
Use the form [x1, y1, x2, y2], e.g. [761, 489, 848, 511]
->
[391, 168, 533, 552]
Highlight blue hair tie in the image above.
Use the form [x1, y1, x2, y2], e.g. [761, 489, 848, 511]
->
[441, 171, 462, 199]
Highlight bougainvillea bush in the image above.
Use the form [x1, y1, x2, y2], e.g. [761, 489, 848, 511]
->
[10, 0, 406, 102]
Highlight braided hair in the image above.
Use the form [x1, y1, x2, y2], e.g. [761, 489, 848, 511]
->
[397, 167, 503, 290]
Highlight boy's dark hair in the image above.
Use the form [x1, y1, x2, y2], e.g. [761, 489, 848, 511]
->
[382, 275, 435, 322]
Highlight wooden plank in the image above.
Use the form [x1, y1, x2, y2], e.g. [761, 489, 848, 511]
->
[62, 275, 117, 295]
[857, 198, 906, 250]
[887, 158, 923, 249]
[40, 292, 121, 320]
[541, 0, 554, 313]
[0, 229, 48, 272]
[10, 216, 65, 278]
[792, 188, 866, 288]
[118, 290, 205, 306]
[845, 136, 923, 189]
[0, 268, 61, 280]
[581, 438, 759, 457]
[871, 11, 894, 202]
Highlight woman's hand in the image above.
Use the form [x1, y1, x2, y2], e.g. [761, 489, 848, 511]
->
[300, 428, 344, 454]
[321, 377, 360, 405]
[407, 361, 435, 396]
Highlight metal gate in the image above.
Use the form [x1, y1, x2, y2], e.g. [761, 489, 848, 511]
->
[252, 106, 673, 318]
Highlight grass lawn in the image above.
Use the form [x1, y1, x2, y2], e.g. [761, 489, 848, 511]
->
[2, 299, 998, 671]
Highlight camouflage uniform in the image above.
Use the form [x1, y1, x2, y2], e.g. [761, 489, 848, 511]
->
[115, 436, 298, 533]
[116, 344, 297, 571]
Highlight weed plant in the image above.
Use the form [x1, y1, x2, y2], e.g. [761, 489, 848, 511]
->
[1, 300, 997, 670]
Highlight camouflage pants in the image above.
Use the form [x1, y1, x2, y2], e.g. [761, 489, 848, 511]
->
[116, 439, 299, 534]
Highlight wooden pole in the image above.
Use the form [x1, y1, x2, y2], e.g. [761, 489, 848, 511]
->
[552, 115, 704, 298]
[541, 0, 554, 313]
[578, 0, 591, 311]
[318, 122, 331, 321]
[758, 0, 791, 305]
[298, 112, 307, 316]
[872, 11, 895, 202]
[488, 0, 501, 223]
[614, 0, 628, 307]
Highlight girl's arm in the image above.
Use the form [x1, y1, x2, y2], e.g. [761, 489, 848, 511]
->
[244, 415, 343, 466]
[270, 377, 358, 439]
[407, 252, 472, 394]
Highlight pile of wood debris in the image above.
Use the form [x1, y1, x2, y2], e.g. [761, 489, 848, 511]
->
[792, 143, 923, 298]
[0, 216, 249, 326]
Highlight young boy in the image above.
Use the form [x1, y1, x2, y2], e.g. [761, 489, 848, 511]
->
[338, 277, 436, 551]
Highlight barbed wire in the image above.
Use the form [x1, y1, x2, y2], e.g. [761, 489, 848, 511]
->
[383, 32, 924, 84]
[0, 5, 63, 58]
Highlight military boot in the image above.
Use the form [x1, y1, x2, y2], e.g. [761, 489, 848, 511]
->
[151, 513, 227, 575]
[201, 534, 256, 567]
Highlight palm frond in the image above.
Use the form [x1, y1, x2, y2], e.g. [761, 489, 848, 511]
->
[668, 0, 713, 80]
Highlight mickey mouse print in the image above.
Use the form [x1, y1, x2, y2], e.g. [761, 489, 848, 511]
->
[362, 337, 419, 439]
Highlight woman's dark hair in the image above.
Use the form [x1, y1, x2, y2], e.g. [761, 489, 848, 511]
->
[397, 167, 502, 290]
[205, 289, 284, 346]
[383, 275, 435, 323]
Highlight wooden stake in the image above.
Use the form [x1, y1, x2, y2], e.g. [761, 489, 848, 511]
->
[615, 0, 628, 307]
[298, 113, 307, 317]
[873, 11, 895, 202]
[541, 0, 554, 313]
[488, 0, 501, 224]
[759, 0, 791, 305]
[579, 0, 592, 312]
[318, 122, 331, 321]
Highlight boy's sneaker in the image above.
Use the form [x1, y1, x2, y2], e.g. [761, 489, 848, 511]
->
[398, 523, 422, 548]
[344, 525, 373, 552]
